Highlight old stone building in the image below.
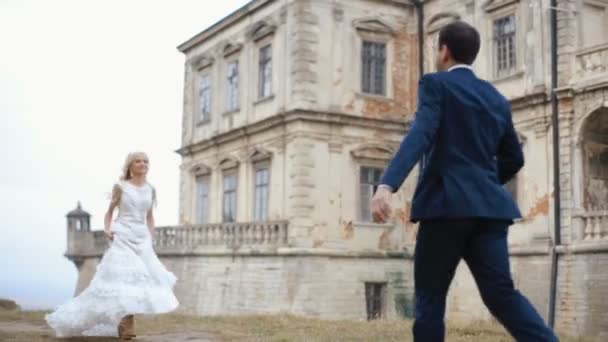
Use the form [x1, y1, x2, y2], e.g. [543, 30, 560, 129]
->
[65, 0, 607, 337]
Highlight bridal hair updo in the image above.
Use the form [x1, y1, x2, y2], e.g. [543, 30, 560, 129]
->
[120, 151, 149, 181]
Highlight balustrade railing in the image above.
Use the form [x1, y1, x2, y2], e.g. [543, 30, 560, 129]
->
[575, 43, 608, 82]
[573, 210, 608, 241]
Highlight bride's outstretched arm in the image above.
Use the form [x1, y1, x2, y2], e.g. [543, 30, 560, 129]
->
[104, 184, 121, 240]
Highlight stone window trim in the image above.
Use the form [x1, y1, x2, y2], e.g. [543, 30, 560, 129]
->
[351, 144, 395, 162]
[222, 41, 243, 58]
[361, 40, 387, 96]
[197, 72, 212, 125]
[258, 44, 273, 100]
[353, 18, 395, 99]
[195, 174, 210, 224]
[190, 163, 213, 176]
[189, 54, 215, 70]
[248, 20, 277, 42]
[426, 12, 461, 34]
[486, 2, 523, 81]
[218, 156, 240, 171]
[352, 144, 393, 223]
[222, 169, 238, 223]
[225, 59, 240, 113]
[358, 165, 386, 223]
[352, 18, 397, 36]
[252, 160, 271, 222]
[482, 0, 520, 13]
[248, 147, 273, 163]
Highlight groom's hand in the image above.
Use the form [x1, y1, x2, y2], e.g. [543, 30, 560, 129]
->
[371, 186, 393, 223]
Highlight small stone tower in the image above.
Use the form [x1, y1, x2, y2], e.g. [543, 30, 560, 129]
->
[65, 202, 92, 266]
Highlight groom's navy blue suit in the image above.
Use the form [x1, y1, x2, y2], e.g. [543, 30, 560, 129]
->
[380, 66, 558, 341]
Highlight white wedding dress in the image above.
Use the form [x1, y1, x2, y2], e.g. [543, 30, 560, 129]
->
[46, 181, 179, 337]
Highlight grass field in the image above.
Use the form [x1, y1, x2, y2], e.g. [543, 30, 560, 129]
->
[0, 308, 590, 341]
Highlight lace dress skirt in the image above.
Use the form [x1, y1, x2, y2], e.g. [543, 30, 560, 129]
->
[46, 219, 178, 337]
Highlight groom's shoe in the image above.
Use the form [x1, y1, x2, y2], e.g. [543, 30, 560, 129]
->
[118, 315, 136, 340]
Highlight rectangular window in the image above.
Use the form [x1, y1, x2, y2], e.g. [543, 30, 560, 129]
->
[259, 45, 273, 99]
[226, 61, 239, 111]
[223, 172, 237, 222]
[494, 15, 517, 77]
[196, 176, 209, 224]
[365, 282, 387, 320]
[361, 41, 386, 96]
[198, 74, 211, 122]
[254, 167, 270, 221]
[360, 167, 384, 222]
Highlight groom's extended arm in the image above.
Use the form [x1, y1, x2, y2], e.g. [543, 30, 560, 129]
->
[496, 104, 524, 184]
[379, 74, 443, 192]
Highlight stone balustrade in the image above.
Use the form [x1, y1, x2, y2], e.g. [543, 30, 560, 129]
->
[575, 43, 608, 83]
[573, 210, 608, 241]
[84, 221, 290, 256]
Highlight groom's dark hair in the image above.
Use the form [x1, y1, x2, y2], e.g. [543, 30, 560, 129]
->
[438, 21, 480, 65]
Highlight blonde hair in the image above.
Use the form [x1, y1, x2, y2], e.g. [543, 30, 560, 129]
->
[120, 151, 149, 181]
[119, 151, 157, 206]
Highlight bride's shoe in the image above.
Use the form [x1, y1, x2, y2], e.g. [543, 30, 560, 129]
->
[118, 315, 136, 340]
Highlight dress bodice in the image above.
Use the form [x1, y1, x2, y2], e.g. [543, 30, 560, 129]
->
[116, 181, 153, 224]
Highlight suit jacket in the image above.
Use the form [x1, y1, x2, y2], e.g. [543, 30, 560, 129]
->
[380, 67, 523, 222]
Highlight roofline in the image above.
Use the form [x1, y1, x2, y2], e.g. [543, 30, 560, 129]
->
[177, 0, 275, 54]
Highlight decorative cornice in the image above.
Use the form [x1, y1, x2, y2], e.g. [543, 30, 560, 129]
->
[509, 89, 548, 111]
[190, 163, 212, 175]
[218, 156, 239, 170]
[351, 144, 395, 161]
[352, 17, 397, 35]
[190, 54, 215, 70]
[248, 147, 273, 162]
[223, 41, 243, 57]
[482, 0, 520, 13]
[176, 110, 409, 157]
[426, 11, 461, 33]
[248, 20, 277, 42]
[177, 0, 275, 53]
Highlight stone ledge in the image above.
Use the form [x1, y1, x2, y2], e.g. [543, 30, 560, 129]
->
[556, 241, 608, 254]
[509, 244, 551, 256]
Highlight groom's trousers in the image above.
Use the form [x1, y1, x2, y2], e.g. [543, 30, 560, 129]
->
[412, 218, 559, 342]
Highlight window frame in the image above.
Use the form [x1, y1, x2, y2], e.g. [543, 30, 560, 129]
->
[253, 161, 271, 221]
[222, 169, 238, 223]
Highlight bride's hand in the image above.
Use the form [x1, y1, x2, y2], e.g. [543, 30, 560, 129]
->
[104, 229, 115, 241]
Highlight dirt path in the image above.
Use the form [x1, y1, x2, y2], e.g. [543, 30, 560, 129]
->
[0, 320, 219, 341]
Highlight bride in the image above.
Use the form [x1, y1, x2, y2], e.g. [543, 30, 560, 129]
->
[46, 152, 179, 339]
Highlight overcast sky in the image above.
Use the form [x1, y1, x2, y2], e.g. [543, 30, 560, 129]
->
[0, 0, 250, 310]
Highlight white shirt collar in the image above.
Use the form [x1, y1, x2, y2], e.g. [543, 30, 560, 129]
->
[448, 64, 474, 72]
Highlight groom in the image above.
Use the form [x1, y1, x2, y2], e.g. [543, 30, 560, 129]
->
[371, 21, 558, 341]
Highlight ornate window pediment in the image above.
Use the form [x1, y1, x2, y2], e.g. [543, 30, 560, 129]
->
[353, 17, 396, 35]
[190, 163, 212, 176]
[248, 148, 272, 163]
[483, 0, 520, 12]
[351, 144, 395, 161]
[223, 41, 243, 57]
[426, 12, 461, 33]
[249, 20, 277, 42]
[190, 54, 214, 70]
[218, 156, 239, 170]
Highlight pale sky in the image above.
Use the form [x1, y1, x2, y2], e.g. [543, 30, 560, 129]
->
[0, 0, 250, 310]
